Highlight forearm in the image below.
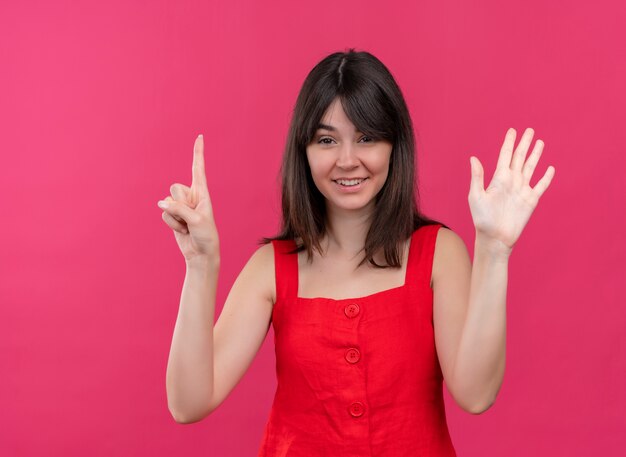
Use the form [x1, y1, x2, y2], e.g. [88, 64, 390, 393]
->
[452, 233, 511, 412]
[166, 259, 219, 423]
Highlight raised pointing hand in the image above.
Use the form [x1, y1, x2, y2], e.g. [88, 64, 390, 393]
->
[158, 135, 220, 264]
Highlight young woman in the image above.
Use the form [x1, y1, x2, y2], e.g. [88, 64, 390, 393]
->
[159, 49, 555, 456]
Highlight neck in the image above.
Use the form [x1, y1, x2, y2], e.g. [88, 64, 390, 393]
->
[322, 203, 374, 260]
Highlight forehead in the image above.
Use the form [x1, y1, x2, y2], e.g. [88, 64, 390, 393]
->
[318, 99, 358, 131]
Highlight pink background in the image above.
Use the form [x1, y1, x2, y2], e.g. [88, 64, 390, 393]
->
[1, 0, 624, 455]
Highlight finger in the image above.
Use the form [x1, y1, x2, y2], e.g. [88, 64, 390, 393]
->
[469, 156, 484, 195]
[170, 183, 191, 204]
[170, 183, 197, 209]
[531, 165, 555, 199]
[495, 128, 516, 171]
[522, 139, 544, 186]
[163, 196, 184, 223]
[191, 134, 208, 201]
[158, 198, 199, 226]
[162, 211, 188, 234]
[511, 127, 534, 172]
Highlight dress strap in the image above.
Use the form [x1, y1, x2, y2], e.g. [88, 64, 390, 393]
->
[271, 239, 299, 300]
[405, 224, 443, 288]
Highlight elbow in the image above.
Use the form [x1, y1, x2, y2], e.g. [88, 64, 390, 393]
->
[167, 390, 215, 424]
[168, 404, 213, 424]
[170, 411, 192, 424]
[464, 399, 494, 415]
[449, 384, 497, 415]
[449, 372, 503, 415]
[169, 409, 207, 424]
[459, 394, 496, 415]
[169, 407, 193, 424]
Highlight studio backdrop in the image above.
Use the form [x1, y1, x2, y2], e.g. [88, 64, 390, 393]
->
[0, 0, 624, 456]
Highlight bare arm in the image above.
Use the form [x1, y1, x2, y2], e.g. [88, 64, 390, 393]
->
[453, 233, 509, 412]
[432, 228, 509, 415]
[165, 258, 219, 423]
[435, 128, 554, 413]
[160, 135, 275, 423]
[165, 244, 275, 423]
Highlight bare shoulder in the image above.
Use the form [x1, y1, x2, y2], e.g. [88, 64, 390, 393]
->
[244, 242, 277, 305]
[431, 227, 471, 289]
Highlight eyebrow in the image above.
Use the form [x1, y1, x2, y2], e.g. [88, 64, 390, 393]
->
[317, 123, 337, 132]
[316, 123, 363, 134]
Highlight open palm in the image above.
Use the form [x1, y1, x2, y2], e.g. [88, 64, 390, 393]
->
[468, 128, 555, 252]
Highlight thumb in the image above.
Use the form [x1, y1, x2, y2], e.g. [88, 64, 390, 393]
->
[469, 156, 484, 194]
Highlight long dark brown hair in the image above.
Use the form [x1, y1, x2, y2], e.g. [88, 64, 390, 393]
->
[261, 48, 448, 268]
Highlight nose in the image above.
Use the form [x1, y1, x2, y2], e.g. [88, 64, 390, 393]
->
[336, 142, 359, 169]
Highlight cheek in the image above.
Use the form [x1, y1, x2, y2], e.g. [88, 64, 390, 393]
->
[372, 151, 392, 174]
[372, 151, 392, 185]
[306, 154, 330, 179]
[305, 155, 326, 191]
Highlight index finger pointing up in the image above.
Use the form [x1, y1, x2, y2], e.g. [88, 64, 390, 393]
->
[192, 134, 208, 196]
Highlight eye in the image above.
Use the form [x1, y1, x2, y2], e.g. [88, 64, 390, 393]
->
[318, 137, 335, 145]
[359, 135, 374, 143]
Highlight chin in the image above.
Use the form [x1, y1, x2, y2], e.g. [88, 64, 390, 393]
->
[327, 200, 376, 213]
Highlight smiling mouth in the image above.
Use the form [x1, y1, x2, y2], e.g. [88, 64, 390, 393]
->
[333, 178, 368, 186]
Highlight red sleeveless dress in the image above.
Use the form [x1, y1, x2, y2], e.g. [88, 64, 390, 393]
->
[258, 224, 456, 456]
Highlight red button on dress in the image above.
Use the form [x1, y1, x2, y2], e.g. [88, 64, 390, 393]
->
[345, 348, 360, 364]
[260, 224, 456, 456]
[348, 401, 365, 417]
[344, 303, 360, 318]
[350, 401, 365, 417]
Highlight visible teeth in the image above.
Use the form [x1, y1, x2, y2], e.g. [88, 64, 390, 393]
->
[336, 178, 364, 186]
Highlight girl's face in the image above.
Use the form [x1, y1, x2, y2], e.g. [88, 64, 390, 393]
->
[306, 98, 393, 216]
